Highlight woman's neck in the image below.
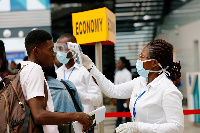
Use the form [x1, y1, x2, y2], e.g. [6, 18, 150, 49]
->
[65, 59, 75, 69]
[119, 66, 125, 71]
[147, 72, 159, 84]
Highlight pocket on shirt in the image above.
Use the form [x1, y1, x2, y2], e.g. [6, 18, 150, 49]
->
[147, 105, 165, 123]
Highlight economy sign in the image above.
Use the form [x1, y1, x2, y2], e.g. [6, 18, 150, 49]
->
[72, 7, 116, 45]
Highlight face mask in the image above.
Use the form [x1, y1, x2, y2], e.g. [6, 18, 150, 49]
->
[56, 51, 70, 64]
[136, 59, 151, 78]
[136, 59, 170, 78]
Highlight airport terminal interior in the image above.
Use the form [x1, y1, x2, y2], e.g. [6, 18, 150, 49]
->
[1, 0, 200, 132]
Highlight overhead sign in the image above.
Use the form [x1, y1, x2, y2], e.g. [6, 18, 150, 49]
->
[6, 51, 25, 61]
[72, 7, 116, 45]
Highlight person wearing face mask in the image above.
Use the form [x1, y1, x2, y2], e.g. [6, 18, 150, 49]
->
[78, 39, 184, 133]
[55, 33, 102, 133]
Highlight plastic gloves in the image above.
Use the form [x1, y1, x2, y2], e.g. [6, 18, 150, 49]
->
[115, 122, 141, 133]
[80, 52, 94, 70]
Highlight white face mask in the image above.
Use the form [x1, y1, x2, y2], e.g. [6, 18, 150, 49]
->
[136, 59, 151, 78]
[56, 51, 71, 64]
[136, 59, 170, 78]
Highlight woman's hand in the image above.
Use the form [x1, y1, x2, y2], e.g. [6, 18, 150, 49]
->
[80, 52, 94, 70]
[116, 122, 141, 133]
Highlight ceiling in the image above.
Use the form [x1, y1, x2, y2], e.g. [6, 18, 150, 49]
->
[50, 0, 192, 80]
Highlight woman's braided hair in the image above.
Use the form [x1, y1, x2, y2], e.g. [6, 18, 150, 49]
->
[147, 39, 181, 81]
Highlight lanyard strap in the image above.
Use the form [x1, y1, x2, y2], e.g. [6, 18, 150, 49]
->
[64, 67, 75, 80]
[133, 85, 151, 121]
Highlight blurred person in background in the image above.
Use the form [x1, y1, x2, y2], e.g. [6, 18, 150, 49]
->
[0, 40, 5, 81]
[17, 56, 28, 70]
[10, 61, 17, 74]
[55, 33, 102, 133]
[111, 57, 132, 128]
[0, 40, 13, 80]
[80, 39, 184, 133]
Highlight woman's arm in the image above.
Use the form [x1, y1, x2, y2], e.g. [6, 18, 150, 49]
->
[89, 65, 135, 99]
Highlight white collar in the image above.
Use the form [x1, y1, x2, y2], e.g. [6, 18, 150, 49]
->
[61, 62, 79, 71]
[21, 61, 39, 67]
[148, 73, 166, 88]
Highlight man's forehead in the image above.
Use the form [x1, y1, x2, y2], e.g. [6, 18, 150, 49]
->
[46, 40, 54, 46]
[57, 37, 74, 43]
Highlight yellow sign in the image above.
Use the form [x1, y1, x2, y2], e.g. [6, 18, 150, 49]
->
[72, 7, 116, 45]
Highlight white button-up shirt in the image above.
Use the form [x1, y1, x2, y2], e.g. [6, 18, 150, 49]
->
[114, 68, 132, 85]
[90, 66, 184, 133]
[56, 63, 102, 113]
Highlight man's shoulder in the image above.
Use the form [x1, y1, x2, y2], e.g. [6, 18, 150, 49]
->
[79, 65, 89, 73]
[20, 61, 43, 74]
[21, 61, 41, 68]
[123, 68, 131, 73]
[56, 64, 65, 73]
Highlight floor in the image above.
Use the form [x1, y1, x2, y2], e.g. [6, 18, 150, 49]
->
[94, 105, 200, 133]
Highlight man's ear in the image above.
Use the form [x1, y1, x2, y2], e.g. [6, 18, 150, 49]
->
[152, 59, 158, 68]
[33, 47, 39, 56]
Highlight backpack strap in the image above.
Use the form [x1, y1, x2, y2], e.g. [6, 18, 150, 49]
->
[60, 80, 82, 112]
[43, 81, 48, 108]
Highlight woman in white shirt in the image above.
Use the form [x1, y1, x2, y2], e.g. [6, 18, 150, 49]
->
[79, 39, 184, 133]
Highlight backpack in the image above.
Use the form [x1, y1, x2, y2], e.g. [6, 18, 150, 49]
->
[0, 69, 26, 133]
[0, 67, 47, 133]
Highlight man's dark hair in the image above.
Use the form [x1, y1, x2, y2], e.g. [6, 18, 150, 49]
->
[0, 40, 5, 53]
[43, 65, 57, 79]
[23, 56, 28, 61]
[25, 30, 52, 56]
[11, 61, 16, 66]
[59, 33, 77, 43]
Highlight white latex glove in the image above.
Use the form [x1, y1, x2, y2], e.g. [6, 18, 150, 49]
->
[115, 122, 141, 133]
[80, 52, 94, 69]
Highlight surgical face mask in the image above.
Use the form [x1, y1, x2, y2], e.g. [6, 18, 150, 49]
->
[56, 51, 70, 64]
[136, 59, 151, 78]
[136, 59, 170, 78]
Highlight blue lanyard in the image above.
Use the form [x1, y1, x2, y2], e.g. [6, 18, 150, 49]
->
[64, 67, 75, 80]
[133, 85, 151, 121]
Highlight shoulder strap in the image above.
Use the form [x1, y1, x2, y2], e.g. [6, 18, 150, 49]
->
[60, 80, 82, 112]
[43, 81, 48, 108]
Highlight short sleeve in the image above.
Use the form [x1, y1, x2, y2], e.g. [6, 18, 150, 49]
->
[25, 65, 45, 100]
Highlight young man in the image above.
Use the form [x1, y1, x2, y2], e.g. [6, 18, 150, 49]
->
[20, 30, 93, 133]
[55, 33, 102, 133]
